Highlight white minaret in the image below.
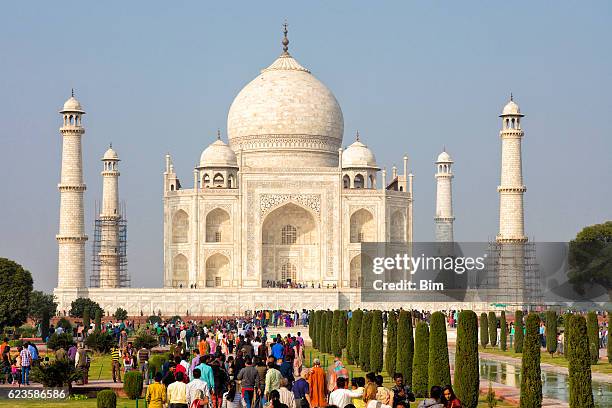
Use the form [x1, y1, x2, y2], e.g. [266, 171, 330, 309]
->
[496, 95, 527, 304]
[56, 92, 87, 288]
[497, 95, 527, 244]
[99, 145, 121, 288]
[434, 149, 454, 242]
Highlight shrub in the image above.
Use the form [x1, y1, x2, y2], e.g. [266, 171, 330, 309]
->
[480, 313, 489, 348]
[148, 354, 168, 377]
[18, 324, 37, 338]
[113, 308, 128, 321]
[338, 310, 348, 351]
[396, 310, 414, 387]
[428, 311, 450, 390]
[134, 332, 158, 350]
[147, 315, 162, 325]
[412, 321, 429, 398]
[317, 311, 326, 352]
[348, 309, 363, 364]
[325, 310, 333, 354]
[123, 371, 143, 399]
[97, 389, 117, 408]
[486, 382, 497, 408]
[586, 311, 599, 364]
[567, 315, 595, 408]
[454, 310, 479, 408]
[369, 310, 384, 373]
[69, 297, 103, 318]
[30, 359, 82, 387]
[500, 311, 507, 351]
[83, 309, 90, 333]
[85, 330, 114, 353]
[9, 339, 23, 347]
[359, 311, 372, 371]
[57, 317, 73, 332]
[47, 332, 75, 351]
[488, 312, 498, 347]
[41, 310, 50, 341]
[308, 310, 315, 346]
[331, 310, 341, 357]
[514, 311, 524, 353]
[545, 311, 558, 357]
[520, 313, 542, 407]
[385, 311, 398, 377]
[95, 309, 102, 332]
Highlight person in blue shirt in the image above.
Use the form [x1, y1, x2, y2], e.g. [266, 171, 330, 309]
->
[27, 343, 39, 365]
[193, 354, 215, 390]
[271, 339, 284, 360]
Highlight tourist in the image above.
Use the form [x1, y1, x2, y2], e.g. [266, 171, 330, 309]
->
[123, 347, 133, 372]
[269, 389, 289, 408]
[391, 373, 415, 407]
[308, 358, 327, 408]
[280, 355, 295, 386]
[271, 338, 285, 360]
[416, 386, 444, 408]
[211, 358, 230, 408]
[0, 338, 8, 356]
[374, 375, 391, 406]
[110, 345, 122, 382]
[167, 371, 189, 408]
[194, 354, 215, 389]
[67, 343, 77, 362]
[190, 349, 201, 377]
[137, 344, 151, 385]
[442, 385, 461, 408]
[222, 379, 242, 408]
[187, 368, 211, 408]
[293, 368, 311, 408]
[328, 377, 363, 408]
[350, 378, 365, 408]
[26, 342, 39, 367]
[1, 347, 11, 384]
[237, 356, 260, 408]
[363, 383, 390, 408]
[265, 360, 283, 398]
[54, 346, 68, 363]
[74, 343, 90, 385]
[146, 372, 168, 408]
[279, 377, 296, 408]
[327, 359, 348, 392]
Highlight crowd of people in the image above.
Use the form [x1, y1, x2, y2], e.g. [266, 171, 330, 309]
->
[0, 340, 39, 386]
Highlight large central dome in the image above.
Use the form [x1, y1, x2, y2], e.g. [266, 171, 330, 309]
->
[227, 35, 344, 168]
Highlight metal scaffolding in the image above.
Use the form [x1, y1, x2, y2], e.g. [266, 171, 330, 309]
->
[91, 201, 129, 288]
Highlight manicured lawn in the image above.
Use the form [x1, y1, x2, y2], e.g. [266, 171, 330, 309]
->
[0, 397, 137, 407]
[88, 353, 114, 381]
[478, 345, 612, 375]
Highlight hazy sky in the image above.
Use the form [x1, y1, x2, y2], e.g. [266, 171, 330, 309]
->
[1, 2, 611, 292]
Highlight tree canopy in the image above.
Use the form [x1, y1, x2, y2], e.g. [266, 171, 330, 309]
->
[0, 258, 33, 329]
[29, 290, 57, 321]
[69, 297, 103, 318]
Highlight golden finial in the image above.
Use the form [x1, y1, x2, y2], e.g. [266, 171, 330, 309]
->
[282, 20, 289, 53]
[510, 92, 513, 101]
[356, 130, 360, 142]
[71, 88, 75, 98]
[217, 129, 221, 140]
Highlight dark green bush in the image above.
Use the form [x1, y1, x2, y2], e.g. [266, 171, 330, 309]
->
[134, 332, 158, 350]
[412, 321, 429, 398]
[18, 325, 37, 338]
[520, 313, 542, 407]
[369, 310, 384, 373]
[488, 312, 498, 347]
[83, 309, 90, 332]
[331, 310, 341, 357]
[359, 311, 372, 371]
[30, 359, 82, 387]
[97, 389, 117, 408]
[348, 309, 363, 364]
[318, 311, 326, 352]
[113, 308, 128, 321]
[500, 311, 507, 351]
[57, 317, 73, 332]
[123, 371, 143, 399]
[95, 309, 102, 332]
[338, 310, 348, 351]
[41, 310, 50, 341]
[454, 310, 479, 408]
[396, 310, 414, 387]
[47, 332, 75, 351]
[147, 315, 162, 325]
[169, 315, 182, 324]
[148, 354, 168, 377]
[568, 315, 595, 408]
[428, 311, 450, 390]
[69, 297, 103, 318]
[325, 310, 333, 354]
[514, 311, 524, 353]
[586, 311, 599, 364]
[545, 311, 557, 356]
[480, 313, 489, 348]
[85, 330, 114, 353]
[385, 311, 397, 377]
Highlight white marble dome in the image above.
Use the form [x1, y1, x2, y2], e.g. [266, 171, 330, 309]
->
[342, 137, 378, 169]
[61, 96, 84, 113]
[227, 50, 344, 168]
[102, 147, 119, 161]
[501, 99, 521, 116]
[199, 138, 238, 168]
[436, 151, 452, 163]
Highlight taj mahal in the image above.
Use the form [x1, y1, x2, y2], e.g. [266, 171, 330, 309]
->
[53, 27, 530, 315]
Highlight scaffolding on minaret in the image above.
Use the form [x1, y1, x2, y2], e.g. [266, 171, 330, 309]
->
[91, 201, 129, 288]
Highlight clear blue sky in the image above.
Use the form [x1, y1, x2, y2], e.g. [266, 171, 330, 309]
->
[1, 2, 610, 291]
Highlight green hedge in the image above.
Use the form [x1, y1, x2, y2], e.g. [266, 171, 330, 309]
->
[480, 313, 489, 348]
[520, 313, 542, 407]
[568, 315, 595, 408]
[545, 311, 558, 356]
[369, 310, 383, 373]
[325, 310, 333, 354]
[339, 311, 348, 351]
[348, 309, 363, 364]
[396, 310, 414, 387]
[488, 312, 498, 347]
[123, 371, 143, 399]
[412, 321, 429, 398]
[97, 389, 117, 408]
[428, 311, 450, 390]
[331, 310, 341, 357]
[454, 310, 479, 408]
[385, 311, 398, 377]
[359, 311, 372, 371]
[586, 312, 599, 364]
[500, 311, 507, 351]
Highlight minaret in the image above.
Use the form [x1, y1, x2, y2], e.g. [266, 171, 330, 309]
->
[497, 95, 527, 243]
[57, 92, 87, 288]
[434, 149, 454, 242]
[99, 145, 121, 288]
[496, 95, 527, 304]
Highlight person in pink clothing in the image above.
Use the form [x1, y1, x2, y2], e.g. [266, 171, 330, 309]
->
[207, 335, 217, 355]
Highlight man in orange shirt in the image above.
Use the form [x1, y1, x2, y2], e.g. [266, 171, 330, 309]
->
[199, 336, 208, 357]
[0, 338, 8, 355]
[308, 358, 327, 408]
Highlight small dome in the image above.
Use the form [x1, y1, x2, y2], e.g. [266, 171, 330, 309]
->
[436, 151, 452, 163]
[102, 147, 119, 161]
[342, 137, 378, 169]
[199, 138, 238, 168]
[501, 99, 521, 116]
[60, 96, 85, 113]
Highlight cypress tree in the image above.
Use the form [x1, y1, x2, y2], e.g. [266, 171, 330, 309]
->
[346, 313, 354, 363]
[350, 309, 363, 364]
[325, 310, 334, 354]
[359, 311, 372, 370]
[95, 309, 102, 332]
[311, 311, 318, 349]
[568, 315, 595, 408]
[396, 310, 414, 386]
[563, 312, 572, 358]
[82, 308, 90, 334]
[339, 311, 348, 351]
[428, 311, 450, 390]
[480, 313, 489, 348]
[545, 311, 558, 357]
[308, 310, 314, 343]
[488, 312, 498, 347]
[412, 321, 429, 398]
[454, 310, 479, 408]
[500, 311, 508, 351]
[385, 311, 398, 377]
[41, 309, 50, 341]
[586, 311, 599, 364]
[514, 310, 524, 353]
[318, 311, 327, 352]
[331, 310, 342, 357]
[520, 313, 542, 408]
[370, 310, 384, 373]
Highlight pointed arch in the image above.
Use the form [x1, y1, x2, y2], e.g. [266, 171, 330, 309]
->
[350, 253, 372, 288]
[390, 210, 406, 243]
[206, 208, 231, 242]
[172, 254, 188, 287]
[350, 208, 375, 243]
[354, 174, 365, 189]
[172, 210, 189, 243]
[205, 253, 230, 287]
